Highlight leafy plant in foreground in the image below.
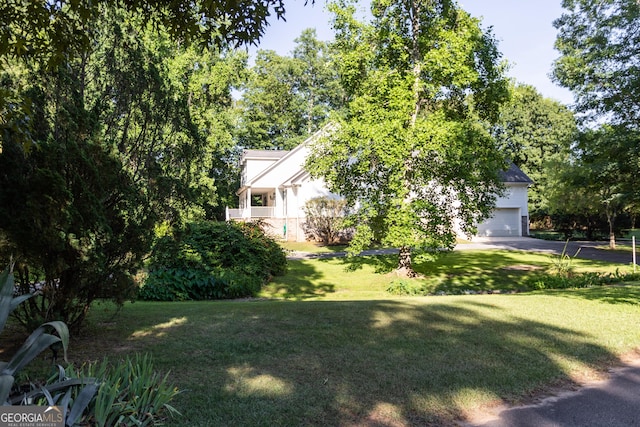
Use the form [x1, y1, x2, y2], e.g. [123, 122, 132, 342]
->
[0, 265, 96, 424]
[1, 266, 180, 425]
[67, 355, 180, 426]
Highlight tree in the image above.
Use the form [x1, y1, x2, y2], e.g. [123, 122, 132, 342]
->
[0, 7, 244, 327]
[552, 1, 640, 242]
[0, 0, 288, 62]
[0, 0, 298, 154]
[553, 0, 640, 127]
[546, 125, 640, 248]
[236, 29, 344, 150]
[306, 0, 509, 276]
[493, 83, 577, 212]
[292, 29, 346, 134]
[163, 41, 248, 220]
[236, 50, 308, 149]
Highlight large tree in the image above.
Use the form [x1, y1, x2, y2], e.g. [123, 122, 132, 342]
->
[306, 0, 509, 276]
[0, 0, 288, 62]
[547, 125, 640, 248]
[236, 29, 343, 150]
[0, 0, 296, 155]
[553, 0, 640, 127]
[493, 83, 577, 213]
[236, 49, 308, 149]
[0, 7, 244, 327]
[552, 0, 640, 242]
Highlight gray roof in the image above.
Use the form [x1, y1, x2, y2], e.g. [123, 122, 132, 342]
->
[500, 162, 533, 183]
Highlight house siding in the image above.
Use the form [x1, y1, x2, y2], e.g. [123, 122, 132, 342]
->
[231, 128, 533, 241]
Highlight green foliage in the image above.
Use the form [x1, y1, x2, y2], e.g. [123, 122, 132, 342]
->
[0, 266, 179, 424]
[386, 278, 430, 296]
[308, 0, 509, 274]
[68, 355, 180, 426]
[493, 83, 577, 212]
[0, 265, 100, 426]
[140, 221, 287, 301]
[0, 7, 251, 327]
[0, 266, 69, 404]
[236, 29, 344, 150]
[526, 247, 640, 291]
[553, 0, 640, 128]
[545, 126, 640, 248]
[548, 239, 581, 277]
[302, 196, 350, 244]
[0, 0, 287, 65]
[525, 272, 610, 290]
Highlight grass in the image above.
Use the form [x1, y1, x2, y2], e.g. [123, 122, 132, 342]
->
[262, 249, 628, 299]
[278, 241, 348, 254]
[279, 237, 472, 254]
[4, 250, 640, 426]
[67, 290, 640, 426]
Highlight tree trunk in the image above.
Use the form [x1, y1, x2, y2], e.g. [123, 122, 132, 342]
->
[397, 246, 417, 277]
[607, 210, 616, 250]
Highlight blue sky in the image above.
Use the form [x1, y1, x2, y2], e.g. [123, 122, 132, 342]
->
[250, 0, 574, 105]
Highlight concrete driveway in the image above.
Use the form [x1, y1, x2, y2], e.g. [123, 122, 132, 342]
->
[458, 237, 636, 266]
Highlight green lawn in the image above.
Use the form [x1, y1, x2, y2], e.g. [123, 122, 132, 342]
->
[278, 241, 348, 254]
[7, 250, 640, 426]
[262, 249, 628, 299]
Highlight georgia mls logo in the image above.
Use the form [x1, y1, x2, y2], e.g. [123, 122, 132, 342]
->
[0, 406, 64, 427]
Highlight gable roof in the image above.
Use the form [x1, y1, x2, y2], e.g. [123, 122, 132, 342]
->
[500, 163, 533, 184]
[240, 125, 533, 191]
[240, 123, 336, 190]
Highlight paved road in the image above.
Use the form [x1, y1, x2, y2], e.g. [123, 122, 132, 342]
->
[467, 361, 640, 427]
[289, 237, 638, 266]
[458, 237, 636, 265]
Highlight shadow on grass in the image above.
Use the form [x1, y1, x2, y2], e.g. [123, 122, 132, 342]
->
[548, 283, 640, 306]
[261, 259, 335, 300]
[340, 250, 547, 293]
[71, 297, 626, 426]
[337, 252, 398, 274]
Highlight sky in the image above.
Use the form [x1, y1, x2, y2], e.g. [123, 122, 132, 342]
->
[248, 0, 575, 105]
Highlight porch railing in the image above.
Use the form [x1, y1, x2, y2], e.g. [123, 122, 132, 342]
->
[226, 207, 276, 220]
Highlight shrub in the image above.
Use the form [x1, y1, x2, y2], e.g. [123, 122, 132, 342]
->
[547, 239, 581, 277]
[386, 278, 429, 296]
[303, 197, 351, 244]
[139, 221, 287, 301]
[523, 271, 639, 290]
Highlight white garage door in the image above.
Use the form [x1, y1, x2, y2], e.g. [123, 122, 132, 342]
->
[477, 208, 520, 237]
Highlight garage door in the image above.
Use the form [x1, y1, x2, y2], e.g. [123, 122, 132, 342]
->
[477, 208, 520, 237]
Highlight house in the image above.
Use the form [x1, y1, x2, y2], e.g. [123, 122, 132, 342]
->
[226, 129, 533, 241]
[477, 162, 533, 237]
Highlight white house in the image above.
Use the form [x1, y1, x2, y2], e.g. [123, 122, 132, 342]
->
[226, 129, 533, 241]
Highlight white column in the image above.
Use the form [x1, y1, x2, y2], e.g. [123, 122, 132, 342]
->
[245, 187, 252, 219]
